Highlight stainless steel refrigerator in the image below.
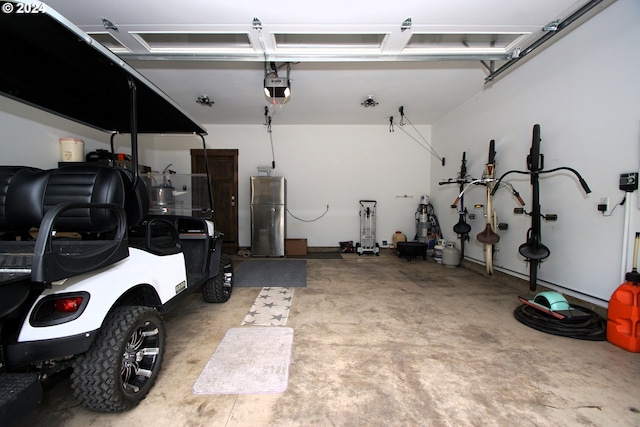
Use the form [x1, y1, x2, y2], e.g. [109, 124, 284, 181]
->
[250, 176, 286, 256]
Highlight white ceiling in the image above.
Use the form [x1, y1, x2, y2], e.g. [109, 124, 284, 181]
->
[43, 0, 605, 125]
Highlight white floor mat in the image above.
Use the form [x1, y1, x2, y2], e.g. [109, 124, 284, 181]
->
[192, 327, 294, 394]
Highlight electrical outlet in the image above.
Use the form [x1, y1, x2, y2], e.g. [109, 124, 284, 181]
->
[598, 197, 609, 213]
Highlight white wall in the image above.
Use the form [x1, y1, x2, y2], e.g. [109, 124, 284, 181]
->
[0, 98, 432, 252]
[0, 96, 155, 167]
[149, 124, 432, 248]
[0, 97, 106, 168]
[430, 0, 640, 305]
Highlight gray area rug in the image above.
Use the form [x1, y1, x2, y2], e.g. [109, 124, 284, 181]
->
[235, 259, 307, 287]
[192, 327, 294, 394]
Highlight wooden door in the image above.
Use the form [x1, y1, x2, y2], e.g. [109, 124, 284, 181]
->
[191, 149, 239, 252]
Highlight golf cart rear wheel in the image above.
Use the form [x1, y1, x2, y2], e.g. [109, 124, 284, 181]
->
[71, 306, 165, 412]
[202, 254, 234, 303]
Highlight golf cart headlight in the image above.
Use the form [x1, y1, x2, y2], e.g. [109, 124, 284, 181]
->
[30, 292, 90, 327]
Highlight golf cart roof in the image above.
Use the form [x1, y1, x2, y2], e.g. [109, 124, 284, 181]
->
[0, 1, 207, 135]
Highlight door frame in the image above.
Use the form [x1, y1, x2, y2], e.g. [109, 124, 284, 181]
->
[190, 148, 239, 252]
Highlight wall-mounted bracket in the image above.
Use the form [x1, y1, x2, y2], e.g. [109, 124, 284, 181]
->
[101, 17, 118, 32]
[544, 20, 560, 31]
[401, 18, 412, 32]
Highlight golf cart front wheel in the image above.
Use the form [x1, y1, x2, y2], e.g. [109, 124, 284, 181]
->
[202, 254, 234, 303]
[71, 306, 165, 412]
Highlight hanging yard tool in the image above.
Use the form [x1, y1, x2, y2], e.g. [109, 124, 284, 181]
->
[391, 106, 445, 166]
[492, 124, 591, 291]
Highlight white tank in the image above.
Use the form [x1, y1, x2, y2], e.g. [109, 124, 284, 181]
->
[434, 239, 445, 264]
[442, 242, 461, 268]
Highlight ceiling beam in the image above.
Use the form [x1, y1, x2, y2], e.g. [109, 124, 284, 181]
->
[117, 52, 511, 63]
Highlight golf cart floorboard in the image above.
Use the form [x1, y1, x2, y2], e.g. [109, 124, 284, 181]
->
[0, 253, 32, 269]
[0, 239, 125, 286]
[0, 373, 42, 424]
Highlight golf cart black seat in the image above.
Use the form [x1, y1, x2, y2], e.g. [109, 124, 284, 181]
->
[116, 168, 150, 226]
[0, 165, 129, 283]
[0, 166, 43, 240]
[116, 169, 187, 256]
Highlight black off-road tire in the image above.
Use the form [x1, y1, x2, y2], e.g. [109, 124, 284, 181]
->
[202, 253, 233, 303]
[71, 306, 165, 412]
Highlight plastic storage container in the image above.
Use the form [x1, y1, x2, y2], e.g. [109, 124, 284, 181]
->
[607, 282, 640, 352]
[59, 137, 84, 162]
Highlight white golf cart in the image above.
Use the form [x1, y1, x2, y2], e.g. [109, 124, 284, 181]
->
[0, 2, 233, 423]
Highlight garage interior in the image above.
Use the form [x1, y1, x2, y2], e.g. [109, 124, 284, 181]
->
[1, 0, 639, 425]
[17, 253, 640, 426]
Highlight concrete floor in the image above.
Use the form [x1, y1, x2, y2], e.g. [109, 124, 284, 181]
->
[17, 250, 640, 427]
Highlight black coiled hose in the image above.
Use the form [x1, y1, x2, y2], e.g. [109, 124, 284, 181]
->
[514, 304, 607, 341]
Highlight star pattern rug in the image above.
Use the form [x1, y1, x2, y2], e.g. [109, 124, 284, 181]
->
[241, 287, 294, 326]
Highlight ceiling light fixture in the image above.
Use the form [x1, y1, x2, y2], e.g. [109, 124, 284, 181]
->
[361, 96, 379, 108]
[264, 62, 291, 105]
[196, 95, 214, 107]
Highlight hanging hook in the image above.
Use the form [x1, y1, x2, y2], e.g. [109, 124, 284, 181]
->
[389, 116, 394, 132]
[263, 106, 272, 132]
[394, 105, 445, 166]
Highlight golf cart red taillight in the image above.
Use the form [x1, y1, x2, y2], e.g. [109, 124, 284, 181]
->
[30, 292, 90, 327]
[53, 297, 84, 312]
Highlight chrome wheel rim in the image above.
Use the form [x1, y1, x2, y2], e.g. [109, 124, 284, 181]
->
[121, 320, 161, 394]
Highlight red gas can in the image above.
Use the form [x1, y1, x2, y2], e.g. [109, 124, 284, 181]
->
[607, 282, 640, 352]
